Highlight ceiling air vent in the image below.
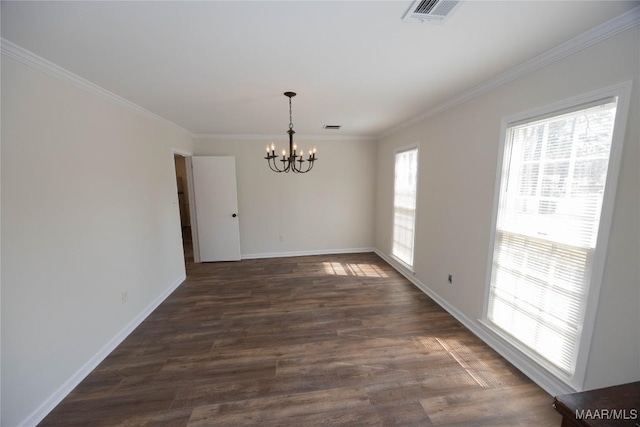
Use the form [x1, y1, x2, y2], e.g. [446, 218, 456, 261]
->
[402, 0, 460, 23]
[323, 125, 341, 130]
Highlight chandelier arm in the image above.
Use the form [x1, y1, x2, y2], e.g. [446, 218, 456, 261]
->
[295, 159, 308, 174]
[268, 157, 284, 173]
[281, 157, 291, 173]
[268, 157, 277, 172]
[271, 153, 278, 173]
[275, 155, 289, 173]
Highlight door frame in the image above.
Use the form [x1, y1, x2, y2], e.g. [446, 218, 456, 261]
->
[172, 148, 201, 263]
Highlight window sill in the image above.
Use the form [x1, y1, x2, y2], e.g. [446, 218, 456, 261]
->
[477, 319, 578, 395]
[390, 254, 414, 274]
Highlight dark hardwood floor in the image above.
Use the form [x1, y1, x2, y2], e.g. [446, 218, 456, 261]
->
[39, 250, 561, 426]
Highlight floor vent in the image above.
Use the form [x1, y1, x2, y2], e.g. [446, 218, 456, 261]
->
[323, 125, 341, 130]
[402, 0, 460, 23]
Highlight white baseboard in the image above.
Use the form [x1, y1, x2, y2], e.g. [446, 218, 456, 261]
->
[241, 247, 375, 260]
[19, 274, 186, 427]
[373, 249, 575, 397]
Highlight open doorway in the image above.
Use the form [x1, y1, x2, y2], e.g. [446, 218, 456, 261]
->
[174, 154, 194, 265]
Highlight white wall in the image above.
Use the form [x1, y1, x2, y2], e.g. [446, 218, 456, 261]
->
[375, 27, 640, 393]
[1, 55, 193, 426]
[194, 138, 376, 257]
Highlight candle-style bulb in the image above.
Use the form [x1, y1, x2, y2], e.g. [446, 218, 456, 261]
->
[313, 147, 317, 154]
[271, 142, 275, 151]
[294, 144, 297, 151]
[282, 149, 286, 156]
[266, 145, 270, 152]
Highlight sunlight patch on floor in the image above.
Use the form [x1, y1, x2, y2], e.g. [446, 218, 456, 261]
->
[418, 336, 491, 389]
[435, 337, 489, 388]
[322, 262, 389, 278]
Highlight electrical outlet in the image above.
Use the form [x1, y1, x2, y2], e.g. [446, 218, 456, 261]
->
[279, 234, 285, 242]
[448, 274, 453, 284]
[121, 292, 128, 304]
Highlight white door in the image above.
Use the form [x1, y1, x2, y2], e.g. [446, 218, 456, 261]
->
[191, 156, 241, 262]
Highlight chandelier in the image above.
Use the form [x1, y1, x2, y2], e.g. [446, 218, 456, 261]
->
[264, 92, 317, 173]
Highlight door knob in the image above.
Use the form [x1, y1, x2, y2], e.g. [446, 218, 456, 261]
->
[232, 213, 237, 218]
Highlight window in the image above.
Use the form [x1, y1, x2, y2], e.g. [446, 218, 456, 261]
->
[392, 147, 418, 267]
[486, 95, 623, 381]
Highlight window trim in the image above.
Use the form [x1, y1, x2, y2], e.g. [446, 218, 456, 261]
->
[482, 81, 632, 391]
[391, 145, 420, 271]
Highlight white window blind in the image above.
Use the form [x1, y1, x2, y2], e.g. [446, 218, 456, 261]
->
[392, 148, 418, 267]
[488, 98, 618, 376]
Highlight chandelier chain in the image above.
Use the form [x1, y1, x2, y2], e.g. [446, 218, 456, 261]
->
[289, 96, 294, 130]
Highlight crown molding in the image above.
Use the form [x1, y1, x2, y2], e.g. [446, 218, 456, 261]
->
[0, 37, 376, 142]
[379, 5, 640, 139]
[193, 133, 377, 142]
[1, 37, 375, 142]
[1, 38, 194, 137]
[5, 4, 637, 143]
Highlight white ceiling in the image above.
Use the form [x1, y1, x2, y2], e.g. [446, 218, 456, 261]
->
[1, 1, 637, 138]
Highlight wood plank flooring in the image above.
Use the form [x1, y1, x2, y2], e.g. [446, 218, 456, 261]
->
[39, 252, 561, 426]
